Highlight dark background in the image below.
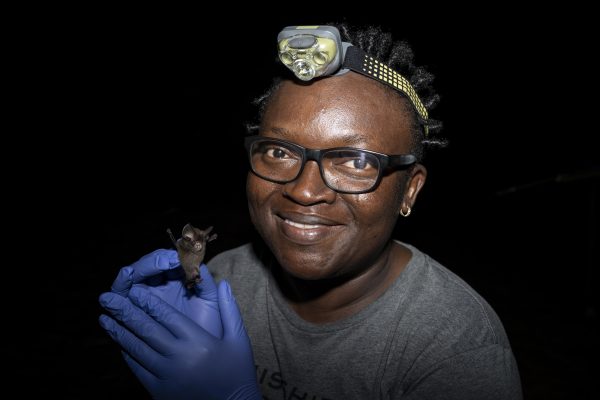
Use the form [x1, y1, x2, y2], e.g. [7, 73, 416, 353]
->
[14, 7, 598, 399]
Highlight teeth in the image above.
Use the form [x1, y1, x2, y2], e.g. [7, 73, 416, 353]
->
[285, 219, 321, 229]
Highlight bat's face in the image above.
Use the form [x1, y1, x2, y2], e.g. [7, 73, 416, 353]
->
[181, 231, 204, 253]
[192, 240, 204, 252]
[179, 224, 217, 254]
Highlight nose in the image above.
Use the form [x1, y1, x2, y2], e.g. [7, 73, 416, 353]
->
[283, 160, 336, 205]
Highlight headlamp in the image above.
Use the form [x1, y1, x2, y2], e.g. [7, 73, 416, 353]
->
[277, 26, 349, 81]
[277, 25, 429, 135]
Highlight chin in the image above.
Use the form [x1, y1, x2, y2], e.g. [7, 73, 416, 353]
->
[271, 244, 340, 281]
[253, 217, 347, 280]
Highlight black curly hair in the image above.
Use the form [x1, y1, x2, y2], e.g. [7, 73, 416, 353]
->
[248, 23, 446, 161]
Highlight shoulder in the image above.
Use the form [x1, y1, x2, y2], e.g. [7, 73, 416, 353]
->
[388, 244, 521, 396]
[399, 243, 512, 349]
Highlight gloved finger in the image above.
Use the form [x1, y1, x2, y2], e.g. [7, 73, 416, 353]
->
[110, 266, 135, 296]
[131, 250, 179, 282]
[111, 249, 179, 296]
[193, 264, 218, 301]
[99, 292, 175, 354]
[128, 286, 216, 343]
[121, 351, 161, 393]
[217, 280, 248, 340]
[99, 314, 165, 377]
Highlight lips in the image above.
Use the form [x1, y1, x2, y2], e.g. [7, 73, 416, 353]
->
[284, 220, 321, 229]
[277, 211, 343, 245]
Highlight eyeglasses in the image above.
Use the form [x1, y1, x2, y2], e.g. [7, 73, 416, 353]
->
[244, 135, 416, 194]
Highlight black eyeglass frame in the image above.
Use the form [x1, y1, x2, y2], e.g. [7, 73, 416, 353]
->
[244, 135, 417, 194]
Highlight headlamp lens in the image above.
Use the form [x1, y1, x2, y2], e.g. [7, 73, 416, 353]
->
[280, 52, 294, 66]
[278, 34, 337, 81]
[313, 51, 328, 65]
[292, 59, 315, 81]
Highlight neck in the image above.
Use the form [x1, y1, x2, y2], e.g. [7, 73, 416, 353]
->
[272, 241, 411, 324]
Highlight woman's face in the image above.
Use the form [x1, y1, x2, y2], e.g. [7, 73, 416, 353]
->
[247, 72, 426, 280]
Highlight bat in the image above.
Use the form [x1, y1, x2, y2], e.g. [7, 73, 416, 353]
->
[167, 223, 217, 289]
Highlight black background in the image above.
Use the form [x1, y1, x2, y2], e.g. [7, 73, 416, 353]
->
[13, 6, 598, 399]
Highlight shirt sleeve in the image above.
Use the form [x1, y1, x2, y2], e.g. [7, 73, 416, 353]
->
[398, 344, 523, 400]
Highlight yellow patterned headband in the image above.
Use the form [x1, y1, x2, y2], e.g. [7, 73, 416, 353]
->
[277, 25, 429, 136]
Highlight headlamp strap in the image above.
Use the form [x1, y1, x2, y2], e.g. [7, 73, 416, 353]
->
[342, 46, 429, 135]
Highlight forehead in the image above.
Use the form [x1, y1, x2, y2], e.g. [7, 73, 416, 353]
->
[262, 72, 413, 153]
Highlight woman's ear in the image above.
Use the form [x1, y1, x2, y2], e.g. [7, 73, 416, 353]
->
[399, 164, 427, 216]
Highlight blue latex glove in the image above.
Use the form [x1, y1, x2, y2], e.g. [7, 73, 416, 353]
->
[99, 281, 261, 400]
[110, 249, 222, 338]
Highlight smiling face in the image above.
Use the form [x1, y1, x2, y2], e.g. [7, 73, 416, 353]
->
[247, 72, 426, 280]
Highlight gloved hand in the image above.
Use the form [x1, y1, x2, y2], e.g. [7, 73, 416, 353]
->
[110, 249, 222, 338]
[99, 281, 261, 400]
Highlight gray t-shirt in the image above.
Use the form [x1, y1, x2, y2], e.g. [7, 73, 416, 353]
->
[208, 242, 522, 400]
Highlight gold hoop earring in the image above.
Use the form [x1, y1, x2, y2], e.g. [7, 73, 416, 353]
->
[400, 206, 412, 217]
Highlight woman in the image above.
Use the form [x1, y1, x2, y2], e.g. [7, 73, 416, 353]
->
[99, 24, 522, 400]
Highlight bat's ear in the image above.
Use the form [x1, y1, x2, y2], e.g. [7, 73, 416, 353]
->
[182, 223, 195, 240]
[208, 233, 218, 242]
[204, 226, 214, 234]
